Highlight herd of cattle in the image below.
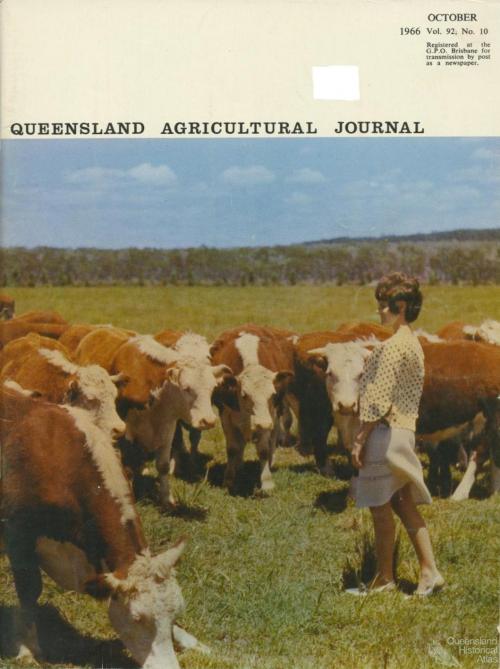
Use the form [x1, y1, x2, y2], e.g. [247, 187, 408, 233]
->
[0, 291, 499, 668]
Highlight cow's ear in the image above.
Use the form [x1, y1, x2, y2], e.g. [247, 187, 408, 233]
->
[212, 376, 240, 411]
[273, 371, 294, 394]
[110, 372, 130, 389]
[309, 355, 327, 372]
[84, 573, 114, 599]
[166, 366, 180, 385]
[64, 379, 81, 404]
[213, 364, 233, 379]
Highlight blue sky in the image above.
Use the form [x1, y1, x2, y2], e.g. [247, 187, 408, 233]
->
[2, 138, 499, 249]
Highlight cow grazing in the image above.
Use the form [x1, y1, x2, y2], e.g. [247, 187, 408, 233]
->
[0, 333, 125, 439]
[210, 325, 295, 492]
[0, 386, 206, 668]
[0, 293, 15, 319]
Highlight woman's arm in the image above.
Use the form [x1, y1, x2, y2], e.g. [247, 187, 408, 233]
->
[351, 419, 379, 469]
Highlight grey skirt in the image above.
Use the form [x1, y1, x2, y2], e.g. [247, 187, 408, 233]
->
[355, 423, 432, 508]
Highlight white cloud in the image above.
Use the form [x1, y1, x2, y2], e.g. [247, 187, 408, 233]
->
[65, 163, 177, 187]
[221, 165, 275, 186]
[287, 167, 326, 184]
[128, 163, 177, 185]
[65, 167, 124, 184]
[286, 192, 312, 206]
[471, 147, 500, 161]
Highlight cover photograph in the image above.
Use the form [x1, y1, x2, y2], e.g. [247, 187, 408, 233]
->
[1, 1, 499, 668]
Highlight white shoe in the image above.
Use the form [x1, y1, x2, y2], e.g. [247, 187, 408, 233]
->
[345, 581, 396, 596]
[414, 575, 445, 596]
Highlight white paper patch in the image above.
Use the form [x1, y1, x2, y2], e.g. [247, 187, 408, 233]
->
[312, 66, 360, 101]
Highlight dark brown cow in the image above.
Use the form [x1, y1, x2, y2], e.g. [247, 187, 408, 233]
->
[210, 324, 295, 492]
[0, 386, 205, 668]
[0, 293, 15, 319]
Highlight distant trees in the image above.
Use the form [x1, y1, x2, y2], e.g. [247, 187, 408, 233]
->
[1, 236, 499, 287]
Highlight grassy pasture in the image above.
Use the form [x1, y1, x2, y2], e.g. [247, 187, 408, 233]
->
[1, 284, 500, 669]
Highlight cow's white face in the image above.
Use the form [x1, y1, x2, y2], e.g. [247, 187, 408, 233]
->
[238, 365, 277, 432]
[107, 543, 185, 669]
[162, 361, 229, 430]
[71, 366, 126, 439]
[308, 342, 371, 414]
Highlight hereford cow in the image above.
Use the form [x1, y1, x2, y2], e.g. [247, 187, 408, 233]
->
[0, 293, 15, 319]
[437, 319, 500, 346]
[293, 330, 378, 473]
[0, 386, 207, 668]
[210, 325, 295, 492]
[308, 337, 500, 497]
[77, 329, 231, 509]
[0, 333, 125, 439]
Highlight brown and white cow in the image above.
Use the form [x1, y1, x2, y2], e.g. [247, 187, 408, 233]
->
[0, 333, 125, 439]
[293, 330, 376, 472]
[0, 293, 15, 319]
[306, 336, 500, 497]
[210, 325, 295, 492]
[62, 323, 137, 354]
[437, 319, 500, 347]
[77, 329, 230, 508]
[0, 386, 207, 668]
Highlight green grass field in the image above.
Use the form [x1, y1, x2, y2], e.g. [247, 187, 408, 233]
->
[1, 285, 500, 669]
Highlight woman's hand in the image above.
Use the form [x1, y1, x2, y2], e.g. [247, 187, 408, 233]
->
[351, 420, 378, 469]
[351, 438, 365, 469]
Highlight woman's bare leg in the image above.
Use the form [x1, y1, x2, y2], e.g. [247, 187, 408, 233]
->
[369, 502, 396, 585]
[391, 484, 443, 592]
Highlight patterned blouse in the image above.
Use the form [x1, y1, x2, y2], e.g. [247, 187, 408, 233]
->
[359, 325, 425, 431]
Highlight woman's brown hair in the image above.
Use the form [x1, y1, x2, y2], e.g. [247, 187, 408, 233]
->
[375, 272, 423, 323]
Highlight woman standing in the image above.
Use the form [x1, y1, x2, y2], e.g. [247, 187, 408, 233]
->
[350, 272, 444, 595]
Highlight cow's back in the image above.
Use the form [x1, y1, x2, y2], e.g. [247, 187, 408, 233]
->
[15, 310, 68, 325]
[75, 327, 131, 370]
[336, 321, 392, 340]
[436, 321, 468, 341]
[419, 340, 500, 432]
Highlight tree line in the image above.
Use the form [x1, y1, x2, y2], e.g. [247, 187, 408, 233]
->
[1, 238, 499, 287]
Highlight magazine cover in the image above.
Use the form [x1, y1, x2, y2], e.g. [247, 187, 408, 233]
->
[1, 1, 499, 667]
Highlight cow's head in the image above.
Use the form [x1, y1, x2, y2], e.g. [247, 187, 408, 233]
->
[40, 349, 127, 439]
[90, 540, 186, 669]
[238, 365, 294, 433]
[307, 341, 372, 415]
[162, 360, 232, 430]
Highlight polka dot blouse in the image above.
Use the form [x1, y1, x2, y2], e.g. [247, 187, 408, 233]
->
[359, 325, 425, 430]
